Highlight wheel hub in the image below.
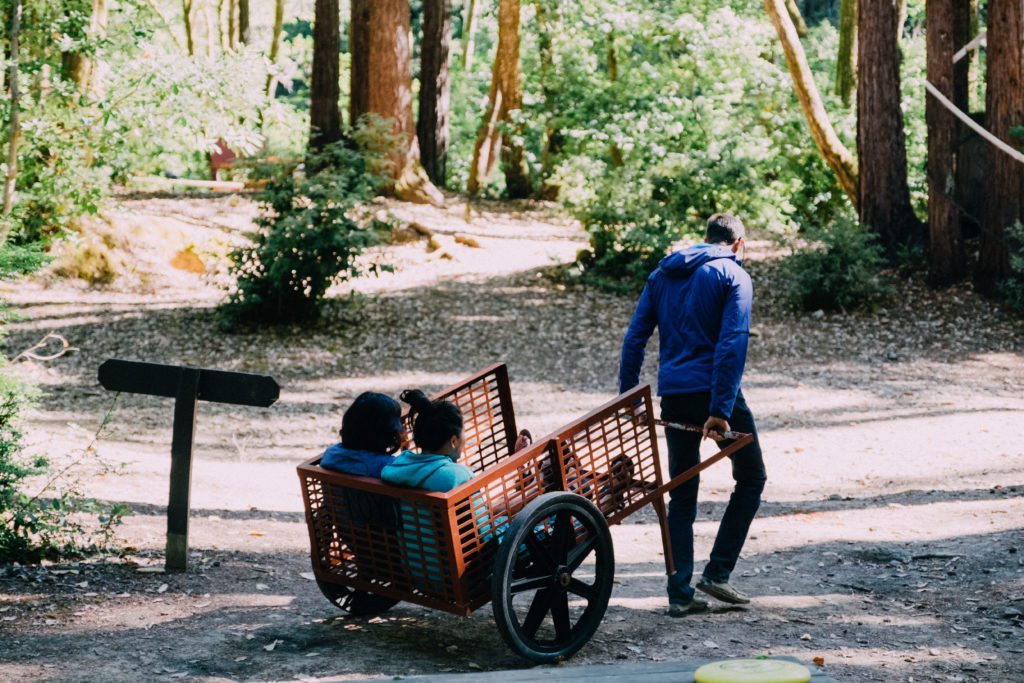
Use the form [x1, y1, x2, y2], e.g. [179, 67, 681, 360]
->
[556, 565, 572, 588]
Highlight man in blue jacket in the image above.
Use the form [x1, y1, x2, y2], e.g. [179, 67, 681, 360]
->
[619, 213, 766, 616]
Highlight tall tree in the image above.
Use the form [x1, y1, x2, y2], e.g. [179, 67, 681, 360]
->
[926, 0, 965, 286]
[461, 0, 477, 70]
[237, 0, 249, 45]
[764, 0, 859, 206]
[182, 0, 195, 55]
[310, 0, 341, 148]
[2, 0, 21, 227]
[61, 0, 108, 95]
[835, 0, 856, 105]
[266, 0, 285, 95]
[468, 0, 529, 197]
[418, 0, 451, 186]
[857, 0, 920, 248]
[976, 0, 1024, 294]
[536, 0, 562, 198]
[350, 0, 443, 204]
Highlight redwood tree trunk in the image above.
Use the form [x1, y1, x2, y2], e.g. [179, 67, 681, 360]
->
[417, 0, 451, 187]
[976, 0, 1024, 295]
[310, 0, 341, 149]
[835, 0, 856, 105]
[350, 0, 443, 204]
[467, 0, 529, 197]
[349, 0, 369, 126]
[926, 0, 965, 286]
[857, 0, 921, 249]
[2, 0, 21, 227]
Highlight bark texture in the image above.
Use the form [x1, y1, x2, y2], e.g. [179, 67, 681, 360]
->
[350, 0, 442, 204]
[926, 0, 965, 286]
[785, 0, 809, 36]
[468, 0, 529, 197]
[417, 0, 452, 186]
[836, 0, 856, 105]
[310, 0, 341, 148]
[349, 0, 369, 126]
[764, 0, 859, 206]
[61, 0, 107, 96]
[857, 0, 920, 248]
[977, 0, 1024, 294]
[536, 0, 562, 198]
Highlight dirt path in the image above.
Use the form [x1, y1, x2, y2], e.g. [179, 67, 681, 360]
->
[2, 195, 1023, 682]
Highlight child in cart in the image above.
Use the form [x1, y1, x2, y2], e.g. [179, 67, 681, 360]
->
[320, 392, 404, 477]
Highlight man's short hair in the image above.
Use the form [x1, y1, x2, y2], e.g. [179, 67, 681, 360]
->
[706, 214, 746, 245]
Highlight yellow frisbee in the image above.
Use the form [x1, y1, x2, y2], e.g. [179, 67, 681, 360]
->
[694, 658, 812, 683]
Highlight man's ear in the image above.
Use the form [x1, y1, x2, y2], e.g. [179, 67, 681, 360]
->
[731, 239, 743, 254]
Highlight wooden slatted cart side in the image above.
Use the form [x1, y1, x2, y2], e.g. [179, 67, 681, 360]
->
[400, 362, 519, 473]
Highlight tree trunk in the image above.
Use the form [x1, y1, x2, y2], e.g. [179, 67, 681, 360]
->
[2, 0, 21, 228]
[536, 0, 561, 198]
[61, 0, 107, 95]
[468, 0, 529, 197]
[237, 0, 249, 44]
[349, 0, 369, 126]
[350, 0, 443, 204]
[227, 0, 235, 50]
[418, 0, 451, 187]
[835, 0, 856, 106]
[462, 0, 477, 70]
[310, 0, 342, 148]
[183, 0, 195, 55]
[976, 0, 1024, 295]
[857, 0, 920, 248]
[764, 0, 859, 207]
[926, 0, 965, 286]
[266, 0, 285, 95]
[785, 0, 809, 36]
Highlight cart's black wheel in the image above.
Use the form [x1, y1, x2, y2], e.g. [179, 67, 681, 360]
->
[491, 492, 614, 663]
[316, 579, 399, 617]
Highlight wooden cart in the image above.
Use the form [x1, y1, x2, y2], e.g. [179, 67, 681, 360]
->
[297, 364, 752, 662]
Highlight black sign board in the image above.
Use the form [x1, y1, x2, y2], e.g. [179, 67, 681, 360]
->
[98, 359, 280, 571]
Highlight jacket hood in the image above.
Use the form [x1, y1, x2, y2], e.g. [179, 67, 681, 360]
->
[658, 244, 738, 278]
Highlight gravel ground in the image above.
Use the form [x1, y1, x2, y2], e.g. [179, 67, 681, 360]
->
[1, 194, 1023, 682]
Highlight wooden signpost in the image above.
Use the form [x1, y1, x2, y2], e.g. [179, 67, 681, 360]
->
[98, 359, 280, 572]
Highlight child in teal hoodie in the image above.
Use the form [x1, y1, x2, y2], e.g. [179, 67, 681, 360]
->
[382, 389, 499, 593]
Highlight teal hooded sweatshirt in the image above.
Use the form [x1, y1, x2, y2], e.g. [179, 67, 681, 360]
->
[381, 451, 502, 593]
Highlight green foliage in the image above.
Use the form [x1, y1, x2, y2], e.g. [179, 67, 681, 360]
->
[496, 0, 857, 284]
[218, 143, 385, 328]
[0, 242, 127, 564]
[999, 222, 1024, 314]
[781, 220, 891, 312]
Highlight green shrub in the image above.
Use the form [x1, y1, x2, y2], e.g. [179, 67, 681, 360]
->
[0, 242, 128, 563]
[781, 220, 890, 312]
[218, 143, 385, 327]
[1000, 222, 1024, 313]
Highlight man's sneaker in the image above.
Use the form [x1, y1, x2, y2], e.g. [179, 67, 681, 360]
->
[667, 596, 709, 617]
[696, 577, 750, 605]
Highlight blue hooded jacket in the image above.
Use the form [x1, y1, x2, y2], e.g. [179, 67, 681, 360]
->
[320, 444, 396, 479]
[618, 244, 752, 419]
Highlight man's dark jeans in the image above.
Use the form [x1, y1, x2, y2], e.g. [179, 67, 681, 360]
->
[662, 390, 766, 604]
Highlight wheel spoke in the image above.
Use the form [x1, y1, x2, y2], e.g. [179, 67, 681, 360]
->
[521, 587, 554, 638]
[552, 510, 573, 560]
[567, 578, 598, 601]
[550, 590, 571, 641]
[567, 534, 598, 571]
[510, 575, 551, 594]
[524, 530, 556, 571]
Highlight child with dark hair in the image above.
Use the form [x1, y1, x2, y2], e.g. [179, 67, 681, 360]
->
[380, 390, 470, 491]
[320, 392, 403, 478]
